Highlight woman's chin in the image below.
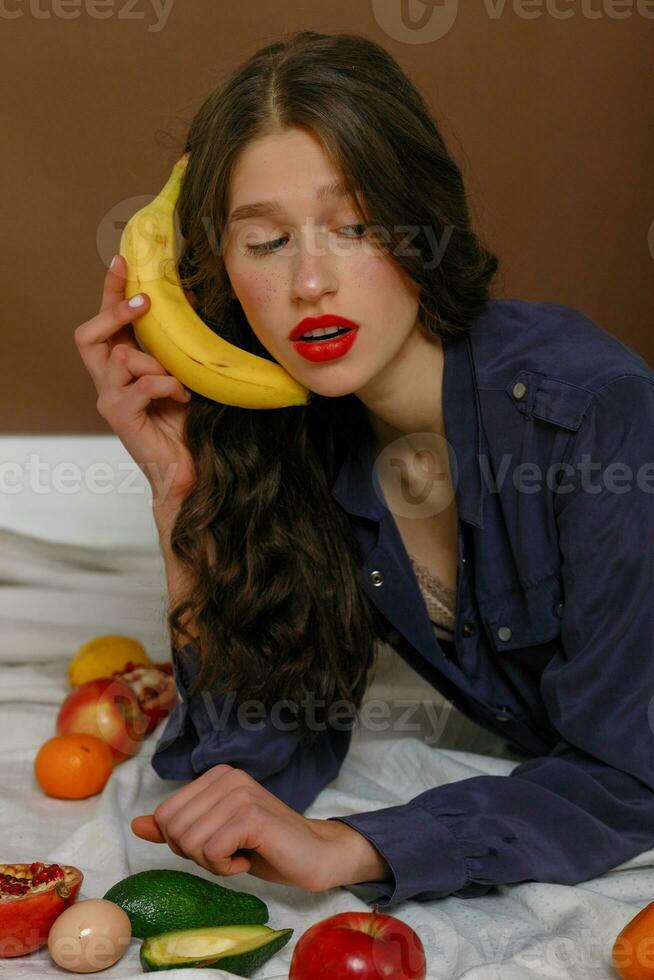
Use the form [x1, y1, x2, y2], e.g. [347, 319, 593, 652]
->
[270, 358, 354, 399]
[303, 376, 361, 400]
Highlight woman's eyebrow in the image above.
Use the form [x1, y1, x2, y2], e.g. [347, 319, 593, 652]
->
[228, 179, 348, 224]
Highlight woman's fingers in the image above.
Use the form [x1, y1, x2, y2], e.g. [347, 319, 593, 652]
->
[96, 345, 189, 420]
[153, 765, 239, 829]
[76, 255, 198, 397]
[74, 294, 150, 395]
[101, 373, 190, 428]
[131, 814, 186, 858]
[104, 344, 170, 389]
[100, 255, 127, 313]
[101, 254, 147, 352]
[131, 814, 165, 843]
[200, 811, 255, 877]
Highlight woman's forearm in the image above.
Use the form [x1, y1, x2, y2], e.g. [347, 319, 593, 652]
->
[313, 819, 393, 888]
[153, 501, 199, 643]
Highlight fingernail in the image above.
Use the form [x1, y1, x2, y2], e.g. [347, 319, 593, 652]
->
[128, 294, 145, 308]
[110, 254, 118, 270]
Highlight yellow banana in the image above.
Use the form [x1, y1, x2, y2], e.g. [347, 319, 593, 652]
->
[119, 153, 311, 409]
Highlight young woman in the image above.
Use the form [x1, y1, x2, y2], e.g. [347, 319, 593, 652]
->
[75, 30, 654, 909]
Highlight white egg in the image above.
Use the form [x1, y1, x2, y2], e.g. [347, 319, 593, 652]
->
[47, 898, 132, 973]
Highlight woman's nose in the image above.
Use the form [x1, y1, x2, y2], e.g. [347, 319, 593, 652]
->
[290, 227, 339, 302]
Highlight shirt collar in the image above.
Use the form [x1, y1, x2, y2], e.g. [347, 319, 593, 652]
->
[330, 329, 485, 529]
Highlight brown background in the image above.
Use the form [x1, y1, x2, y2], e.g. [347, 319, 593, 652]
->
[3, 0, 653, 433]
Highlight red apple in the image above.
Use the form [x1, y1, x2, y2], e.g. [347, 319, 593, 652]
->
[56, 677, 149, 764]
[112, 663, 177, 735]
[289, 908, 427, 979]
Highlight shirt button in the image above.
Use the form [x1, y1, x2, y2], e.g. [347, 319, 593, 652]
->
[462, 621, 476, 637]
[555, 601, 564, 618]
[497, 625, 512, 642]
[495, 707, 512, 721]
[369, 570, 385, 587]
[512, 381, 527, 400]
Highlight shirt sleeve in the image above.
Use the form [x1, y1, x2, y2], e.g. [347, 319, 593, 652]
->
[327, 375, 654, 908]
[150, 642, 354, 814]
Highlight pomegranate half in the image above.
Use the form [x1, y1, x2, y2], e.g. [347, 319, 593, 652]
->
[0, 862, 83, 957]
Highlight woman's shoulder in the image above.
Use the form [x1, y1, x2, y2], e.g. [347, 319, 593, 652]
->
[468, 297, 654, 396]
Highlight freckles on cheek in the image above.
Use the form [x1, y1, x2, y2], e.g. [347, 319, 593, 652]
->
[237, 273, 279, 314]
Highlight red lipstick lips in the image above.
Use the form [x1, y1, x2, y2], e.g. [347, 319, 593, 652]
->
[289, 314, 359, 341]
[289, 314, 360, 363]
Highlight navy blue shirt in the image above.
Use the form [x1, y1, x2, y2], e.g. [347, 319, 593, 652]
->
[151, 298, 654, 909]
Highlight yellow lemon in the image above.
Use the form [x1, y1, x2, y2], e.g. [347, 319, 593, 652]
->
[67, 635, 152, 688]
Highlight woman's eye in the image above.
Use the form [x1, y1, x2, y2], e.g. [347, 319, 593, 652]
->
[245, 224, 368, 258]
[339, 224, 368, 237]
[246, 236, 287, 257]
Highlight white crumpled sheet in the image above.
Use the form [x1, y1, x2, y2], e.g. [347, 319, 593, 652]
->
[1, 525, 653, 980]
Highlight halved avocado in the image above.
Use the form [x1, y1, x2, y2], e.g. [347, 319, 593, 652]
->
[103, 868, 268, 939]
[140, 923, 293, 975]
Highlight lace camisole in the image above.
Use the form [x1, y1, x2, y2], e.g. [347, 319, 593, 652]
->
[408, 554, 456, 643]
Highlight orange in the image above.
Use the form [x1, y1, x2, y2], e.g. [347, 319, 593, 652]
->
[67, 635, 151, 688]
[34, 733, 114, 800]
[613, 901, 654, 979]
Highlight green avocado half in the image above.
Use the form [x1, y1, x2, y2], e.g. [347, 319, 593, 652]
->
[140, 924, 294, 975]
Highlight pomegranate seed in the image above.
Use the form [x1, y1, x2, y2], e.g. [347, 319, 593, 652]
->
[0, 863, 65, 897]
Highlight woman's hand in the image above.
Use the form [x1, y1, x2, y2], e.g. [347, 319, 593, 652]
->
[131, 764, 390, 893]
[74, 254, 197, 507]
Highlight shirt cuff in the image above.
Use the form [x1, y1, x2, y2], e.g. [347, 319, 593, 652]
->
[327, 802, 468, 908]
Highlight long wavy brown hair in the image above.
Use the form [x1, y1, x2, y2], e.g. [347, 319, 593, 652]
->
[167, 29, 500, 746]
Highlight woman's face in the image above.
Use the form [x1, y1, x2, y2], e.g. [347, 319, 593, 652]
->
[221, 126, 423, 399]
